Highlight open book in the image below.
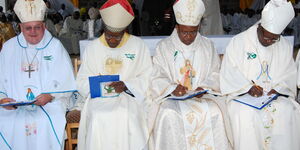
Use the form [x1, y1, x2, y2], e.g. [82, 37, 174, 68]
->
[0, 100, 36, 107]
[89, 75, 120, 98]
[234, 93, 279, 110]
[168, 90, 208, 100]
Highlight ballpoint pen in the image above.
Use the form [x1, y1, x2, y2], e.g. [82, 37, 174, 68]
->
[251, 80, 259, 88]
[251, 80, 255, 85]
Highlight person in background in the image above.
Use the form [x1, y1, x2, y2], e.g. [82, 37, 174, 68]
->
[0, 14, 15, 50]
[200, 0, 224, 35]
[59, 10, 85, 54]
[58, 3, 68, 19]
[83, 7, 102, 40]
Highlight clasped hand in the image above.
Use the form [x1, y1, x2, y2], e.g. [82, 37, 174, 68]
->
[248, 85, 278, 97]
[172, 84, 187, 96]
[172, 85, 205, 98]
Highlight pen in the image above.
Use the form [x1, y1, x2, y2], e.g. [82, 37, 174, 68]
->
[251, 80, 262, 97]
[251, 80, 260, 89]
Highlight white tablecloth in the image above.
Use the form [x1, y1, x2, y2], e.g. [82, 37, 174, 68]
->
[80, 35, 294, 60]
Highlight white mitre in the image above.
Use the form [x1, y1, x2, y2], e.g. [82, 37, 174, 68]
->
[173, 0, 205, 26]
[14, 0, 47, 23]
[261, 0, 295, 34]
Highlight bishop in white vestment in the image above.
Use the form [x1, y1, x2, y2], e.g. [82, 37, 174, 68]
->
[0, 0, 76, 150]
[220, 1, 300, 149]
[77, 0, 152, 149]
[149, 0, 232, 149]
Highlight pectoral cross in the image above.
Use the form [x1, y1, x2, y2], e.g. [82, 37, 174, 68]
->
[25, 0, 35, 14]
[24, 65, 35, 78]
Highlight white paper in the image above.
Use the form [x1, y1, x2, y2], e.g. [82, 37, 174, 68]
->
[234, 93, 278, 109]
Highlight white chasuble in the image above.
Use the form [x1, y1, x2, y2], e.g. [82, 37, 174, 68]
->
[77, 33, 152, 150]
[149, 29, 232, 150]
[0, 30, 76, 150]
[220, 24, 300, 150]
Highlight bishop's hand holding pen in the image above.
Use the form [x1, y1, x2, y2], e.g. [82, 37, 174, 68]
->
[248, 80, 264, 97]
[172, 80, 188, 96]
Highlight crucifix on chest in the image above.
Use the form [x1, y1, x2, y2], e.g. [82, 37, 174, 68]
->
[23, 48, 39, 79]
[24, 65, 35, 78]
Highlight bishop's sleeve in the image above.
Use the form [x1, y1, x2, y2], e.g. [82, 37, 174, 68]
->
[199, 41, 221, 92]
[76, 44, 96, 100]
[123, 42, 153, 103]
[220, 37, 252, 96]
[149, 43, 177, 103]
[271, 41, 297, 98]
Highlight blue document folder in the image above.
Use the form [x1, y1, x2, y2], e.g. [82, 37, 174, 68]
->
[234, 94, 279, 110]
[0, 100, 36, 107]
[168, 90, 208, 100]
[89, 75, 120, 98]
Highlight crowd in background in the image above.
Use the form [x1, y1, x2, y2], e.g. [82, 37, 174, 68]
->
[221, 7, 300, 47]
[0, 0, 299, 54]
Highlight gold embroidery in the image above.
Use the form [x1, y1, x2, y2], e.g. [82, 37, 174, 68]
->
[187, 113, 212, 149]
[195, 113, 206, 133]
[190, 104, 203, 114]
[188, 134, 197, 147]
[174, 0, 201, 25]
[185, 102, 214, 149]
[25, 0, 36, 14]
[186, 112, 195, 124]
[198, 128, 209, 144]
[203, 144, 213, 150]
[105, 58, 123, 74]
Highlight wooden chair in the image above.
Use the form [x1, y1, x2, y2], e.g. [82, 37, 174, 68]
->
[73, 57, 81, 76]
[65, 110, 81, 150]
[65, 58, 81, 150]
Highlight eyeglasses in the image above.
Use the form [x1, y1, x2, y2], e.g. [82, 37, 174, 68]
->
[262, 36, 280, 43]
[259, 26, 280, 43]
[179, 30, 198, 37]
[23, 24, 44, 32]
[105, 33, 123, 41]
